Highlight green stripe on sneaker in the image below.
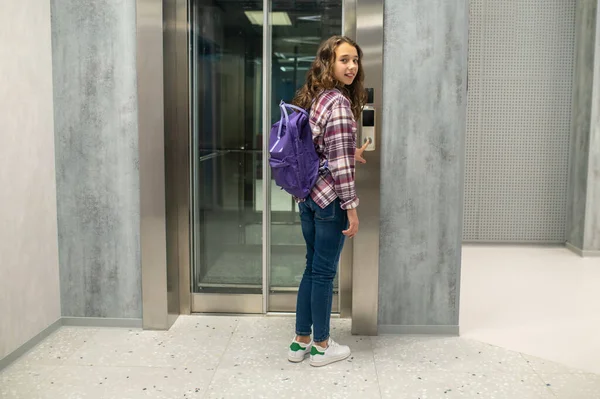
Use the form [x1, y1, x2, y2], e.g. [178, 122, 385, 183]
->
[311, 346, 325, 356]
[290, 342, 306, 352]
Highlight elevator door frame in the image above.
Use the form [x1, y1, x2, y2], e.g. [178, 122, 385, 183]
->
[170, 0, 381, 332]
[184, 0, 350, 316]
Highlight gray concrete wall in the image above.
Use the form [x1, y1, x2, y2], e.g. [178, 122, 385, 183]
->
[584, 1, 600, 252]
[568, 0, 596, 250]
[567, 0, 600, 254]
[51, 0, 142, 318]
[0, 0, 61, 359]
[379, 0, 468, 331]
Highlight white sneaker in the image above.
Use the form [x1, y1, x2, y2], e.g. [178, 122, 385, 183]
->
[309, 338, 351, 367]
[288, 339, 312, 363]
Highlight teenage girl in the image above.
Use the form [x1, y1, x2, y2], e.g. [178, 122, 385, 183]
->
[288, 35, 368, 367]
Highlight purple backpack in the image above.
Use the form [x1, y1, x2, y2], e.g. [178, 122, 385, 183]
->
[269, 101, 320, 199]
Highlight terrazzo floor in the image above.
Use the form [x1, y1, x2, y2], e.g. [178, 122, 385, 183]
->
[2, 315, 599, 399]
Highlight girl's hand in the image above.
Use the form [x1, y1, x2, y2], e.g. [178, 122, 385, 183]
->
[355, 139, 369, 164]
[343, 209, 359, 238]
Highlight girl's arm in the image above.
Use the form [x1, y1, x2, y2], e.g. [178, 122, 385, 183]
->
[323, 99, 359, 210]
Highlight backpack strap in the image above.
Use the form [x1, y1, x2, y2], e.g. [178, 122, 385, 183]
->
[277, 101, 308, 139]
[277, 101, 288, 139]
[281, 102, 308, 116]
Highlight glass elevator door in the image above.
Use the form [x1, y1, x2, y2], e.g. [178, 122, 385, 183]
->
[190, 0, 343, 313]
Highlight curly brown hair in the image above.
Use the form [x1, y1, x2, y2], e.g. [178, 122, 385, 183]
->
[292, 36, 367, 120]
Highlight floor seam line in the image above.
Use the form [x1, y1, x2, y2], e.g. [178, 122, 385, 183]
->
[370, 336, 384, 398]
[202, 317, 241, 398]
[519, 352, 558, 398]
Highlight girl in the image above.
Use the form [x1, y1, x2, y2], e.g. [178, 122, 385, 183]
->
[288, 36, 368, 367]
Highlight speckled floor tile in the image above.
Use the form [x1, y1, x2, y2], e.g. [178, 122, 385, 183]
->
[539, 373, 600, 399]
[206, 365, 381, 399]
[219, 317, 372, 369]
[17, 327, 99, 367]
[24, 364, 214, 399]
[372, 335, 536, 374]
[0, 361, 56, 399]
[376, 371, 555, 399]
[208, 317, 380, 398]
[2, 317, 597, 399]
[168, 315, 240, 336]
[62, 328, 180, 368]
[64, 316, 237, 368]
[522, 353, 589, 374]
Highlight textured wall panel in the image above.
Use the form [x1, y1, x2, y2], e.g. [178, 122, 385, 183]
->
[379, 0, 467, 328]
[464, 0, 576, 242]
[51, 0, 141, 318]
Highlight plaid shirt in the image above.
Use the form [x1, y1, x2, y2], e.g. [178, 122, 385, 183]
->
[307, 89, 359, 210]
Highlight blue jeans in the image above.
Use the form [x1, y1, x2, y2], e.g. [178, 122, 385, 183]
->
[295, 197, 348, 342]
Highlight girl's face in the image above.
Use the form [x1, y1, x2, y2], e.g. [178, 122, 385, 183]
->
[333, 42, 359, 86]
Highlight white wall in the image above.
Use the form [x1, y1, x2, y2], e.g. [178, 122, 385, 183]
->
[0, 0, 61, 359]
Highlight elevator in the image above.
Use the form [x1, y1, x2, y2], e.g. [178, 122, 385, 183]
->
[160, 0, 383, 334]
